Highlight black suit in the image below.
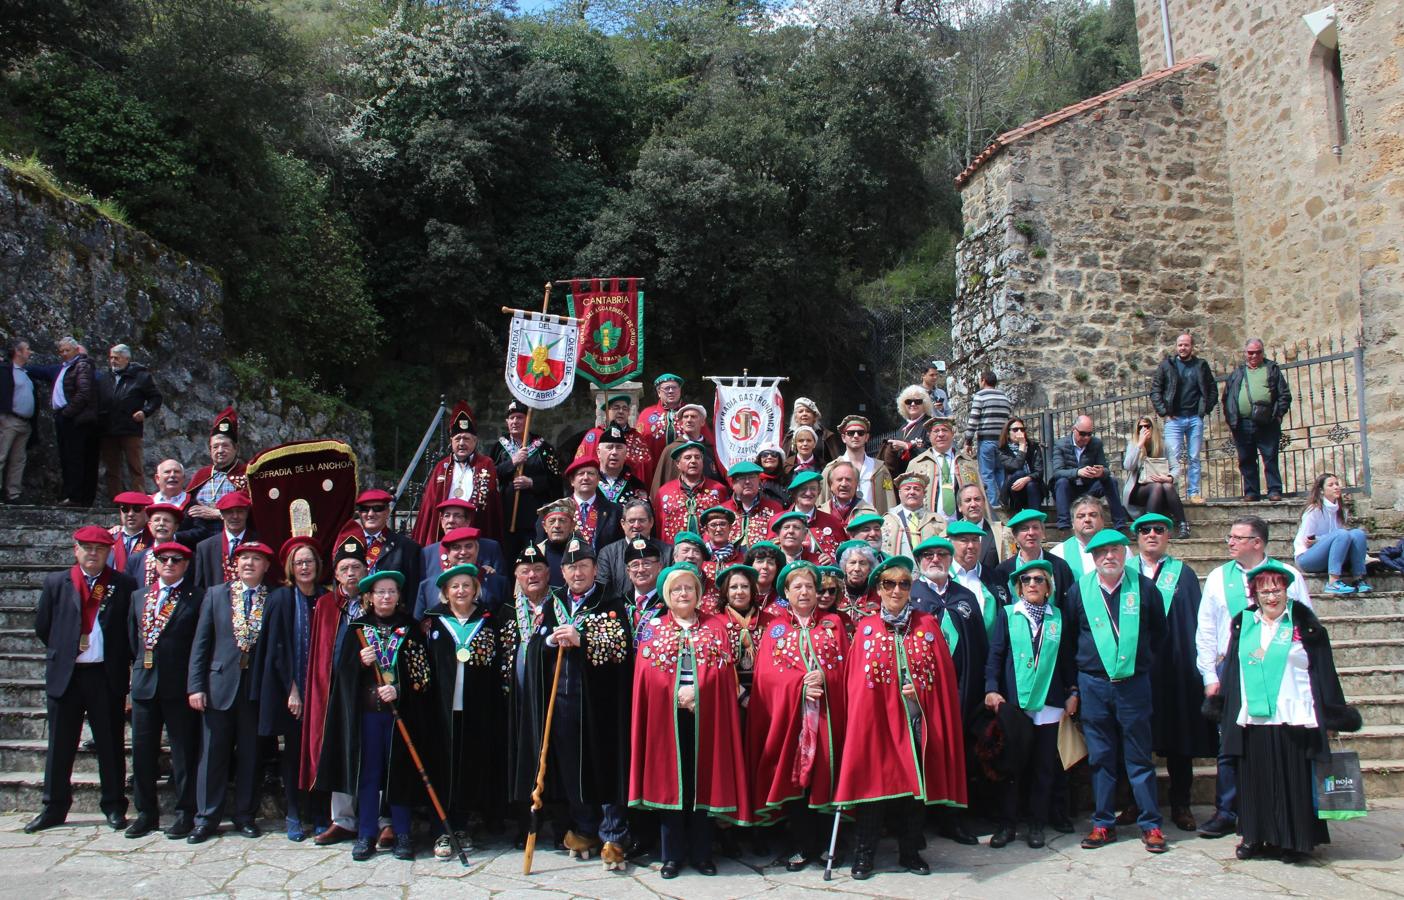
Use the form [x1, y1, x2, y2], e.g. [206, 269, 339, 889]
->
[34, 566, 135, 819]
[533, 494, 624, 551]
[992, 551, 1077, 610]
[1049, 435, 1128, 527]
[188, 582, 265, 827]
[191, 529, 261, 596]
[363, 529, 422, 591]
[128, 579, 201, 822]
[595, 536, 672, 599]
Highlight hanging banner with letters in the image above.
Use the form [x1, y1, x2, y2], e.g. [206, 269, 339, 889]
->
[566, 277, 645, 388]
[708, 376, 786, 471]
[504, 309, 580, 409]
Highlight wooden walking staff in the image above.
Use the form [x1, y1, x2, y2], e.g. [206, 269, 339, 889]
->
[354, 628, 470, 868]
[507, 281, 553, 533]
[523, 644, 567, 875]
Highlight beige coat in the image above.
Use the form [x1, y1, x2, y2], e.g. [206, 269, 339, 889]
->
[880, 507, 944, 557]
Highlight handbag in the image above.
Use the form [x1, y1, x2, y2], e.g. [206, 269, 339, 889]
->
[1315, 749, 1368, 820]
[1057, 714, 1087, 770]
[1244, 373, 1276, 426]
[1140, 456, 1170, 482]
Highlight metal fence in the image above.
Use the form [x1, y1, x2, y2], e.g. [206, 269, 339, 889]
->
[1010, 335, 1371, 501]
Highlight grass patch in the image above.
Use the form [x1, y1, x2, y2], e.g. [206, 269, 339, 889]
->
[228, 351, 359, 424]
[1, 152, 128, 225]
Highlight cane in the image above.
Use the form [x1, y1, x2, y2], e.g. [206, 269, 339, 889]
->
[355, 628, 470, 867]
[523, 643, 567, 875]
[823, 807, 842, 881]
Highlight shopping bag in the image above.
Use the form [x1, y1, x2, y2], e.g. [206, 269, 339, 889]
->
[1057, 715, 1087, 770]
[1315, 751, 1368, 821]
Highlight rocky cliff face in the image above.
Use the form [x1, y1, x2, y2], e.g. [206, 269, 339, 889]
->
[0, 164, 373, 499]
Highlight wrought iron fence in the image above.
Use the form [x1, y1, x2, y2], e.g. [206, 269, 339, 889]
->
[1010, 335, 1370, 502]
[390, 397, 448, 534]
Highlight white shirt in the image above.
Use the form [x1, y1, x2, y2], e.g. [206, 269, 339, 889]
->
[74, 571, 105, 664]
[51, 360, 73, 409]
[953, 562, 988, 611]
[1294, 501, 1348, 558]
[450, 458, 476, 501]
[1012, 600, 1065, 726]
[1196, 557, 1312, 685]
[845, 454, 877, 505]
[152, 490, 188, 507]
[1050, 537, 1130, 576]
[1234, 610, 1317, 727]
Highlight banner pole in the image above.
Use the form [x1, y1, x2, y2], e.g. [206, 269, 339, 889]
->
[509, 282, 553, 534]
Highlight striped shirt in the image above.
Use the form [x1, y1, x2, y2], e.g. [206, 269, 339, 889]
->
[965, 387, 1012, 443]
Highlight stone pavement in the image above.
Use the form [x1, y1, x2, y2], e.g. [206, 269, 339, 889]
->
[3, 803, 1402, 900]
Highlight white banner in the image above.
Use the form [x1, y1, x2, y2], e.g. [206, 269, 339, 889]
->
[504, 310, 580, 409]
[710, 377, 786, 471]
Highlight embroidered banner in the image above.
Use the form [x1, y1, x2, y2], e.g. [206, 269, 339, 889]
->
[709, 376, 786, 471]
[504, 309, 580, 409]
[566, 277, 644, 388]
[246, 440, 360, 564]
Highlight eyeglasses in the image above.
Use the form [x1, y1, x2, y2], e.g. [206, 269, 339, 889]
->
[1245, 349, 1264, 356]
[879, 578, 913, 591]
[369, 589, 399, 598]
[358, 504, 388, 513]
[818, 586, 840, 595]
[903, 399, 923, 406]
[844, 430, 868, 437]
[1136, 524, 1169, 535]
[117, 505, 143, 513]
[1018, 574, 1049, 585]
[1226, 533, 1261, 544]
[154, 555, 186, 564]
[1074, 429, 1093, 437]
[1009, 426, 1025, 433]
[1255, 587, 1287, 597]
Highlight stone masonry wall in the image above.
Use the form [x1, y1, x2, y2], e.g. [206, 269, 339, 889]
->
[951, 61, 1243, 412]
[0, 165, 374, 500]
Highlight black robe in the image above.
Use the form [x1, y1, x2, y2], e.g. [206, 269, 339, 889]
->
[1141, 557, 1220, 758]
[501, 594, 552, 805]
[992, 551, 1076, 609]
[313, 611, 431, 805]
[491, 434, 563, 536]
[252, 585, 320, 737]
[911, 578, 990, 729]
[422, 601, 508, 818]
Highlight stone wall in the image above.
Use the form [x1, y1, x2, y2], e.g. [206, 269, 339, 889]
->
[0, 165, 374, 500]
[951, 60, 1243, 410]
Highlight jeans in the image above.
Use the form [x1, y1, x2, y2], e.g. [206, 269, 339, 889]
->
[1078, 671, 1162, 830]
[1296, 528, 1368, 577]
[1231, 419, 1283, 498]
[978, 439, 1005, 506]
[1053, 475, 1129, 527]
[1162, 416, 1204, 497]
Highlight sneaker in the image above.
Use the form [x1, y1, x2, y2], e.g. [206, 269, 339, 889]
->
[1323, 580, 1357, 595]
[1142, 828, 1169, 853]
[1355, 581, 1373, 593]
[1081, 826, 1116, 849]
[1189, 494, 1206, 505]
[434, 834, 454, 860]
[1197, 813, 1235, 839]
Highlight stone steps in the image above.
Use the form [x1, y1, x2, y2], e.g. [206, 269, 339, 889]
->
[1352, 695, 1404, 726]
[1339, 665, 1404, 696]
[0, 629, 35, 653]
[1318, 614, 1404, 641]
[1330, 638, 1404, 668]
[0, 707, 50, 741]
[0, 678, 47, 708]
[0, 653, 44, 679]
[0, 772, 284, 819]
[0, 738, 170, 775]
[0, 544, 79, 568]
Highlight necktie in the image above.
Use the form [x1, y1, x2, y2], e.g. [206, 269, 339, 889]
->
[940, 457, 955, 516]
[158, 586, 171, 608]
[243, 588, 254, 618]
[229, 535, 241, 559]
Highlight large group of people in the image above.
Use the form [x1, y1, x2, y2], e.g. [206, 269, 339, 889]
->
[19, 333, 1373, 878]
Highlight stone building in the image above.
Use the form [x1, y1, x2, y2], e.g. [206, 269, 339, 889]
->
[950, 0, 1403, 519]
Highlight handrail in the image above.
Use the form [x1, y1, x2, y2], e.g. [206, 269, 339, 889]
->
[393, 395, 447, 508]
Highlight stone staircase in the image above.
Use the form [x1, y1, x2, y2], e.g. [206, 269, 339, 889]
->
[0, 502, 1399, 813]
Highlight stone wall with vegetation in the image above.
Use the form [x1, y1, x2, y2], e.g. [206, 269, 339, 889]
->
[0, 163, 373, 499]
[951, 60, 1242, 411]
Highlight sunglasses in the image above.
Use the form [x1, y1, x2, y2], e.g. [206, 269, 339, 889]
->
[904, 399, 923, 406]
[819, 586, 840, 595]
[1137, 524, 1169, 535]
[358, 504, 389, 513]
[154, 555, 187, 564]
[845, 430, 868, 437]
[117, 505, 144, 513]
[879, 578, 913, 591]
[1009, 426, 1025, 432]
[1074, 429, 1093, 437]
[1018, 574, 1049, 585]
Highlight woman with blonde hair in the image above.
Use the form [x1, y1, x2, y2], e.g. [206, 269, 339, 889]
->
[1121, 415, 1188, 537]
[880, 385, 935, 475]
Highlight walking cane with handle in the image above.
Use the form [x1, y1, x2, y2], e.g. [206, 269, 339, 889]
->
[355, 628, 469, 867]
[523, 643, 567, 875]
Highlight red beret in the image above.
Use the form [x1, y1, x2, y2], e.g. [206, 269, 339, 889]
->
[231, 541, 275, 561]
[151, 541, 192, 559]
[73, 525, 116, 547]
[441, 526, 482, 545]
[215, 492, 252, 511]
[564, 455, 601, 479]
[436, 497, 477, 513]
[113, 491, 151, 507]
[355, 489, 394, 506]
[279, 535, 320, 568]
[144, 502, 185, 521]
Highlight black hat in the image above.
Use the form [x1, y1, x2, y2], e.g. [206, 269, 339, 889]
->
[598, 423, 628, 446]
[514, 543, 547, 568]
[623, 536, 661, 563]
[334, 534, 366, 566]
[561, 535, 597, 564]
[506, 400, 529, 416]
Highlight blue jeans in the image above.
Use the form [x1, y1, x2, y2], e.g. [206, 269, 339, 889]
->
[1078, 671, 1162, 830]
[357, 711, 412, 842]
[1162, 416, 1204, 497]
[978, 439, 1005, 506]
[1296, 528, 1368, 577]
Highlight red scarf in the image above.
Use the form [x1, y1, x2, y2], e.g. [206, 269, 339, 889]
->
[70, 565, 113, 641]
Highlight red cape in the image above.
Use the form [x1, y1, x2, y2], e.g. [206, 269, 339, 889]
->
[575, 425, 657, 488]
[628, 611, 751, 823]
[724, 496, 784, 548]
[653, 479, 729, 542]
[412, 453, 503, 546]
[833, 609, 967, 808]
[300, 588, 348, 789]
[796, 507, 847, 563]
[746, 609, 848, 822]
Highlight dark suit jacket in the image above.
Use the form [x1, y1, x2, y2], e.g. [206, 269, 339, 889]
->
[192, 529, 262, 596]
[188, 582, 263, 710]
[35, 567, 135, 697]
[128, 580, 201, 701]
[992, 551, 1076, 609]
[98, 362, 163, 436]
[595, 536, 673, 599]
[413, 541, 509, 619]
[533, 494, 624, 550]
[1050, 434, 1111, 484]
[365, 529, 422, 592]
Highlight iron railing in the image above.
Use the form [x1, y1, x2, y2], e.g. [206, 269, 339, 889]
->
[391, 396, 448, 533]
[1009, 335, 1370, 501]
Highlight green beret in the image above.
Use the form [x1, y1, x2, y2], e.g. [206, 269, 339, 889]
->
[867, 555, 914, 591]
[945, 520, 986, 539]
[700, 505, 736, 525]
[746, 540, 783, 561]
[836, 539, 876, 560]
[358, 570, 405, 594]
[818, 565, 844, 582]
[669, 440, 707, 460]
[1132, 512, 1174, 530]
[714, 563, 758, 590]
[1085, 528, 1131, 552]
[659, 563, 703, 594]
[1005, 508, 1048, 530]
[778, 560, 820, 594]
[435, 563, 480, 589]
[913, 535, 954, 557]
[673, 530, 711, 560]
[769, 510, 810, 534]
[846, 512, 884, 531]
[1246, 559, 1297, 587]
[1008, 558, 1055, 599]
[726, 461, 764, 478]
[604, 393, 632, 407]
[653, 373, 683, 387]
[787, 471, 822, 492]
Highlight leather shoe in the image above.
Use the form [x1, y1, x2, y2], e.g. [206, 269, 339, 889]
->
[165, 816, 194, 839]
[186, 824, 217, 844]
[659, 860, 682, 879]
[898, 851, 930, 875]
[1268, 492, 1283, 502]
[351, 837, 375, 861]
[1027, 825, 1046, 849]
[106, 810, 128, 830]
[1235, 841, 1261, 860]
[785, 854, 815, 872]
[1197, 813, 1235, 839]
[851, 851, 875, 880]
[378, 825, 395, 848]
[393, 834, 414, 860]
[1081, 826, 1116, 849]
[314, 824, 355, 846]
[23, 811, 64, 833]
[625, 839, 651, 860]
[1170, 805, 1197, 832]
[940, 822, 979, 845]
[1142, 827, 1169, 853]
[235, 822, 261, 839]
[1049, 814, 1074, 834]
[989, 826, 1016, 849]
[124, 817, 157, 839]
[694, 860, 717, 876]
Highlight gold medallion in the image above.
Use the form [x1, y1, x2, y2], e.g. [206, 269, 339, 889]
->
[456, 647, 471, 663]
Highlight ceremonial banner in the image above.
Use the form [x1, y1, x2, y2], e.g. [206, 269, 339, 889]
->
[709, 376, 786, 471]
[245, 440, 359, 564]
[566, 277, 645, 388]
[505, 309, 580, 409]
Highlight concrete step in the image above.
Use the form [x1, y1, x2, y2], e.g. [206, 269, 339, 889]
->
[0, 653, 43, 679]
[6, 525, 90, 544]
[0, 739, 141, 775]
[1314, 593, 1404, 617]
[1340, 664, 1404, 696]
[1353, 695, 1404, 726]
[1331, 638, 1404, 668]
[1338, 725, 1404, 760]
[0, 604, 34, 630]
[0, 678, 47, 707]
[0, 707, 49, 741]
[0, 544, 77, 567]
[1139, 761, 1404, 805]
[0, 772, 286, 818]
[0, 629, 37, 654]
[0, 505, 107, 528]
[0, 567, 51, 589]
[1319, 614, 1404, 641]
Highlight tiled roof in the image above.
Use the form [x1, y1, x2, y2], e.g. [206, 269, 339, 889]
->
[954, 56, 1213, 188]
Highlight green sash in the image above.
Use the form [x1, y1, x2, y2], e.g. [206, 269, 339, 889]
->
[1220, 561, 1249, 617]
[1238, 608, 1294, 718]
[979, 585, 998, 635]
[1006, 603, 1063, 712]
[441, 614, 487, 660]
[1142, 556, 1184, 615]
[1080, 571, 1141, 680]
[1059, 537, 1086, 579]
[938, 609, 959, 655]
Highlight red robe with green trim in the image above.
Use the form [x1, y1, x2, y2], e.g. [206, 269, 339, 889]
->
[833, 609, 967, 808]
[628, 611, 751, 822]
[746, 608, 847, 822]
